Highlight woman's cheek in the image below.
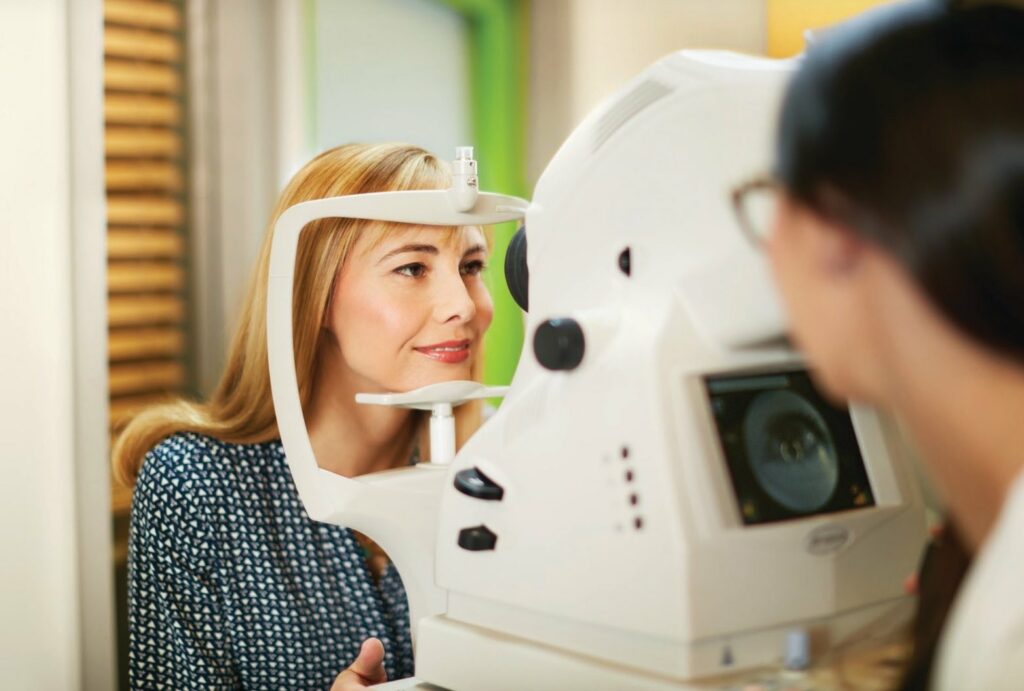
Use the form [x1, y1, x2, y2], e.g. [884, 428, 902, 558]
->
[349, 289, 415, 346]
[475, 285, 495, 332]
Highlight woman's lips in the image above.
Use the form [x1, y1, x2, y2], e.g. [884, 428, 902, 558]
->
[414, 340, 471, 364]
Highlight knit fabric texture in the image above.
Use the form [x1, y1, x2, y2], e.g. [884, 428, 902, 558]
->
[127, 432, 414, 689]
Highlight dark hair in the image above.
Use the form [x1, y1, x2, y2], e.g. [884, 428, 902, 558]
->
[776, 0, 1024, 360]
[900, 522, 972, 690]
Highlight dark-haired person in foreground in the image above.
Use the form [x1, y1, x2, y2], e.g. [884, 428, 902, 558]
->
[734, 1, 1024, 688]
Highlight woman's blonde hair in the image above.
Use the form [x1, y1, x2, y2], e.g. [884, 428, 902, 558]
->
[113, 143, 487, 486]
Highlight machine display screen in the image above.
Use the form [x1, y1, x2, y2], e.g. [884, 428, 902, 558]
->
[704, 369, 875, 525]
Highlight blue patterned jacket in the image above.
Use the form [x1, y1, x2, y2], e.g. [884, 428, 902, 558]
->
[128, 432, 414, 690]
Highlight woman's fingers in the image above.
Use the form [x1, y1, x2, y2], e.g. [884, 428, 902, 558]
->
[351, 638, 387, 682]
[330, 638, 388, 690]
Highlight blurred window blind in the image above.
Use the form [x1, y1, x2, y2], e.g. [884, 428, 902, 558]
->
[104, 0, 189, 516]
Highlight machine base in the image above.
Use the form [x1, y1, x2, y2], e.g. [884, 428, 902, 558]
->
[406, 597, 915, 691]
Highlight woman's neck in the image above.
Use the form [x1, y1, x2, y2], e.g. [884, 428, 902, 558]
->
[305, 360, 415, 478]
[875, 273, 1024, 551]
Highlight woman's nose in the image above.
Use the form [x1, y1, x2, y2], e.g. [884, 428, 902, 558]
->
[433, 269, 477, 324]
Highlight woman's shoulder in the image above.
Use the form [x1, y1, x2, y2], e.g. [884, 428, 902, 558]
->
[135, 431, 283, 501]
[145, 430, 280, 462]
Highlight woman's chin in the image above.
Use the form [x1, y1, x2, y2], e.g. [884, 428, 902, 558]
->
[399, 365, 475, 391]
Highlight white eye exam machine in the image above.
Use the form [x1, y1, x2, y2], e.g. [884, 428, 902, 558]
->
[267, 51, 928, 689]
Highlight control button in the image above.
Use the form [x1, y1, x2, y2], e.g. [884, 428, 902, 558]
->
[533, 318, 585, 371]
[458, 525, 498, 551]
[618, 247, 631, 276]
[454, 467, 504, 501]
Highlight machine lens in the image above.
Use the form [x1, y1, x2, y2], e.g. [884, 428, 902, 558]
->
[705, 369, 874, 525]
[744, 391, 839, 513]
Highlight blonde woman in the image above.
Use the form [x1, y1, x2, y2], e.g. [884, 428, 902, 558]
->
[115, 144, 494, 690]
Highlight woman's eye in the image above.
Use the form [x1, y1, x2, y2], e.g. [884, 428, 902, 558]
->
[461, 259, 487, 276]
[395, 263, 427, 278]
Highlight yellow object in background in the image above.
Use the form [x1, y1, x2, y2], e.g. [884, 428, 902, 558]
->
[767, 0, 893, 57]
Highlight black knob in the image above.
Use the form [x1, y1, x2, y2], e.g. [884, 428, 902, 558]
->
[458, 525, 498, 551]
[454, 467, 504, 501]
[504, 225, 529, 312]
[533, 318, 585, 371]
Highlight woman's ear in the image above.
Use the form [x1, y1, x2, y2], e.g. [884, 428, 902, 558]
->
[818, 221, 864, 276]
[810, 184, 867, 276]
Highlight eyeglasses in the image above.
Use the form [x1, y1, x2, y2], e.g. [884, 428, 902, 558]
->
[731, 174, 780, 249]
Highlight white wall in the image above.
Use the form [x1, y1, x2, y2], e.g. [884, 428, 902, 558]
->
[310, 0, 471, 157]
[189, 0, 287, 394]
[68, 0, 117, 686]
[0, 0, 112, 687]
[528, 0, 767, 184]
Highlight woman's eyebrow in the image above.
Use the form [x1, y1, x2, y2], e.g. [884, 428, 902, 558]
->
[377, 244, 438, 264]
[377, 242, 487, 264]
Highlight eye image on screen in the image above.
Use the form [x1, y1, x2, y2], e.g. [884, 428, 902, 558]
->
[705, 370, 875, 525]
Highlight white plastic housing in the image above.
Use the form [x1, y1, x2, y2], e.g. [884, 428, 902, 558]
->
[355, 381, 510, 465]
[268, 52, 929, 689]
[420, 51, 927, 686]
[449, 146, 479, 211]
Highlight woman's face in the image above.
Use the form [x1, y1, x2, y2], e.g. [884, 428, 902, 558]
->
[326, 224, 494, 394]
[766, 194, 874, 401]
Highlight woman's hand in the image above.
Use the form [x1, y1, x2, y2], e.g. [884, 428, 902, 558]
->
[331, 638, 388, 690]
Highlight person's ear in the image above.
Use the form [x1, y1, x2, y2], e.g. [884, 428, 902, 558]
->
[818, 222, 864, 276]
[810, 184, 867, 276]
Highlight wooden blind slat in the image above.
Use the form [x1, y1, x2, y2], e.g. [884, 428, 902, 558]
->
[108, 228, 183, 259]
[105, 93, 180, 126]
[107, 195, 183, 226]
[104, 0, 182, 32]
[109, 327, 185, 360]
[108, 295, 184, 326]
[105, 2, 189, 518]
[108, 262, 184, 293]
[106, 160, 183, 192]
[104, 26, 181, 62]
[105, 59, 180, 94]
[105, 127, 181, 158]
[110, 361, 186, 396]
